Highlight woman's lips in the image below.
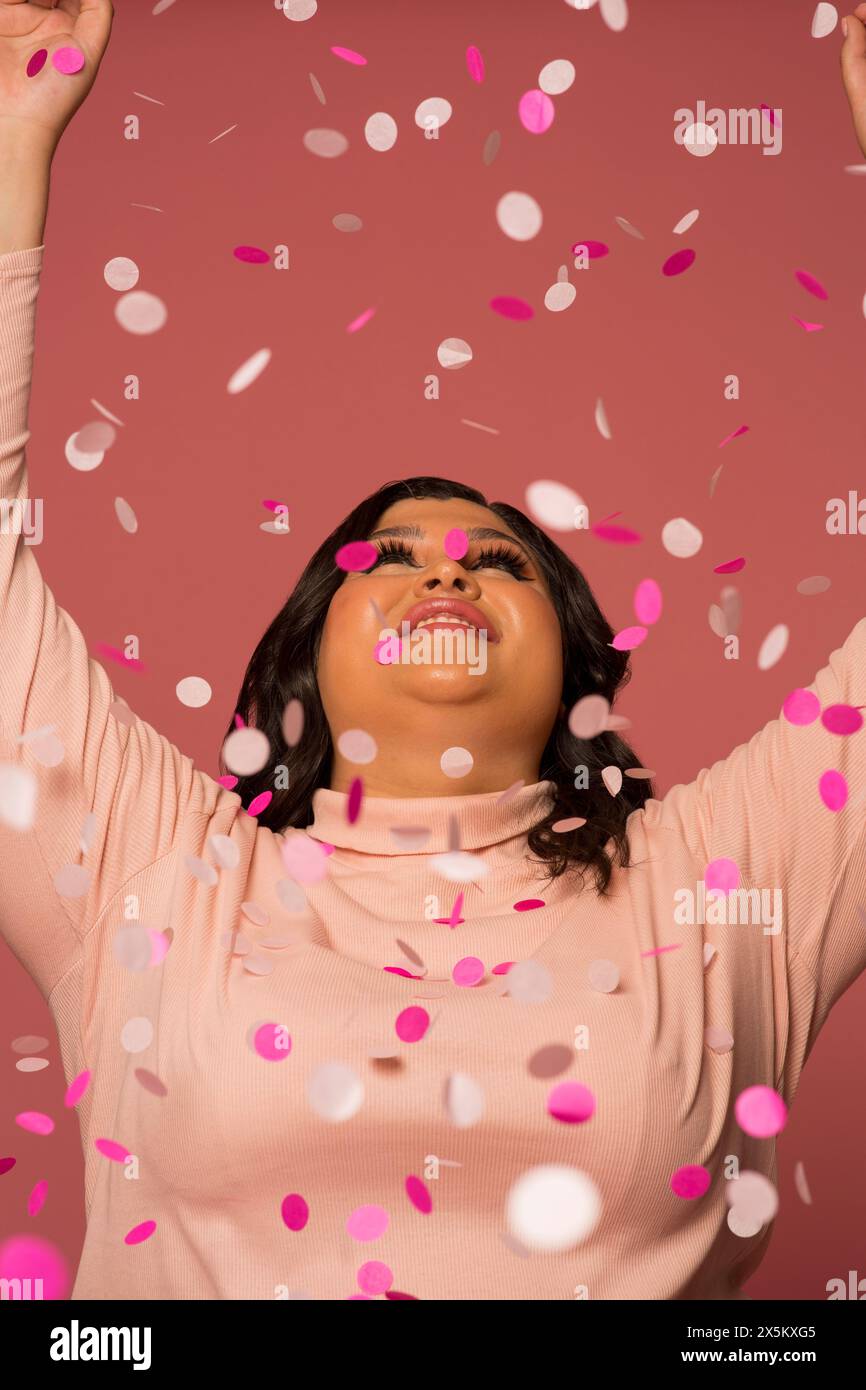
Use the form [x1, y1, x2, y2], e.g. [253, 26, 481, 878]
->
[400, 597, 500, 642]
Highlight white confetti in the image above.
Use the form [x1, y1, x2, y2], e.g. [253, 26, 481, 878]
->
[757, 623, 789, 671]
[525, 479, 585, 531]
[595, 397, 611, 439]
[672, 208, 700, 235]
[0, 763, 37, 830]
[496, 190, 543, 241]
[176, 676, 212, 708]
[308, 1061, 364, 1121]
[115, 290, 167, 335]
[364, 112, 398, 151]
[507, 1165, 602, 1251]
[227, 348, 271, 395]
[662, 517, 703, 558]
[538, 59, 575, 95]
[437, 338, 473, 369]
[103, 257, 139, 292]
[811, 3, 838, 38]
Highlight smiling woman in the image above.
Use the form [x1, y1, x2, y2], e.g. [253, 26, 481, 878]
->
[227, 476, 654, 893]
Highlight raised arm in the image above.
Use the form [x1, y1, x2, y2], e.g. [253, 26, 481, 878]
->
[0, 0, 223, 1001]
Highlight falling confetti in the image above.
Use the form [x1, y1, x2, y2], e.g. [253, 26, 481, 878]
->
[466, 45, 485, 82]
[518, 90, 555, 134]
[496, 190, 543, 241]
[538, 59, 575, 95]
[506, 1166, 601, 1251]
[811, 3, 838, 39]
[437, 338, 473, 369]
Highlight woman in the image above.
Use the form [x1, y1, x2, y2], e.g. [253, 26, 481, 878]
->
[2, 0, 866, 1302]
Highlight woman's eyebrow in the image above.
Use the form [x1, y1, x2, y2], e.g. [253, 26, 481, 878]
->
[368, 524, 521, 546]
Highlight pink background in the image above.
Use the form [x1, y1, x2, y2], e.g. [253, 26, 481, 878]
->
[2, 0, 865, 1298]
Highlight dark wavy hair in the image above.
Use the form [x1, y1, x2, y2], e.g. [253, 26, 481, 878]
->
[224, 476, 653, 894]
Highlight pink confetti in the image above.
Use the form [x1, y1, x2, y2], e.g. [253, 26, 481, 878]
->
[64, 1069, 91, 1107]
[518, 89, 555, 134]
[705, 857, 739, 893]
[611, 626, 647, 652]
[466, 45, 485, 82]
[782, 688, 820, 726]
[347, 776, 363, 823]
[245, 790, 273, 817]
[27, 1180, 48, 1216]
[26, 49, 48, 77]
[0, 1157, 16, 1176]
[662, 248, 696, 276]
[217, 774, 239, 789]
[95, 1138, 130, 1163]
[822, 704, 863, 735]
[395, 1005, 429, 1042]
[358, 1260, 393, 1294]
[124, 1220, 156, 1246]
[634, 579, 662, 625]
[15, 1111, 54, 1136]
[253, 1023, 292, 1062]
[791, 316, 824, 332]
[331, 46, 367, 65]
[374, 636, 401, 664]
[794, 269, 827, 300]
[281, 832, 329, 883]
[452, 956, 485, 986]
[490, 295, 534, 320]
[444, 527, 469, 560]
[52, 46, 85, 75]
[336, 540, 378, 572]
[571, 241, 609, 258]
[0, 1234, 69, 1298]
[670, 1165, 711, 1199]
[513, 898, 545, 911]
[383, 966, 422, 979]
[233, 246, 270, 264]
[734, 1084, 788, 1138]
[547, 1081, 596, 1123]
[346, 306, 376, 333]
[819, 769, 848, 811]
[592, 523, 642, 545]
[94, 642, 145, 671]
[713, 557, 745, 574]
[281, 1193, 309, 1231]
[641, 943, 682, 957]
[492, 961, 515, 974]
[405, 1174, 433, 1213]
[718, 425, 749, 448]
[346, 1204, 389, 1241]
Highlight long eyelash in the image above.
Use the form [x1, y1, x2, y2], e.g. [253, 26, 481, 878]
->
[370, 537, 529, 578]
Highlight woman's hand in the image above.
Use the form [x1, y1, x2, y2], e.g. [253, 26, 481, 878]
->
[0, 0, 113, 156]
[841, 7, 866, 156]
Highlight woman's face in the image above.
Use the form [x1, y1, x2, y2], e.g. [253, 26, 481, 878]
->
[317, 496, 564, 783]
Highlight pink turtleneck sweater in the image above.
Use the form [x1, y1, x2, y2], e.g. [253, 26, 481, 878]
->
[2, 245, 866, 1301]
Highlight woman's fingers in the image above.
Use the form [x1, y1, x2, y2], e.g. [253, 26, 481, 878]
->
[842, 12, 866, 154]
[72, 0, 112, 58]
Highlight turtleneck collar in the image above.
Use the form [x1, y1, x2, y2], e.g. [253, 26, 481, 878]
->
[306, 779, 558, 855]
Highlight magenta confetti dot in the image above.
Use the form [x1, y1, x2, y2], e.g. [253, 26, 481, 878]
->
[547, 1081, 596, 1124]
[233, 245, 270, 264]
[634, 579, 662, 625]
[254, 1023, 292, 1062]
[571, 240, 609, 258]
[794, 268, 828, 300]
[821, 704, 863, 735]
[383, 966, 421, 978]
[395, 1005, 429, 1043]
[705, 857, 739, 893]
[670, 1165, 711, 1199]
[734, 1084, 788, 1138]
[52, 46, 85, 75]
[386, 1289, 419, 1299]
[492, 961, 515, 974]
[713, 557, 746, 574]
[26, 49, 48, 77]
[124, 1220, 156, 1246]
[466, 45, 485, 82]
[245, 790, 273, 817]
[819, 769, 848, 811]
[611, 625, 647, 651]
[331, 46, 367, 65]
[28, 1180, 48, 1216]
[792, 316, 823, 332]
[490, 295, 533, 320]
[357, 1260, 393, 1294]
[336, 540, 378, 572]
[452, 956, 485, 987]
[95, 1138, 130, 1163]
[444, 527, 469, 560]
[662, 248, 696, 276]
[0, 1234, 69, 1299]
[0, 1157, 17, 1177]
[347, 776, 363, 823]
[782, 688, 820, 726]
[405, 1174, 432, 1213]
[281, 1193, 309, 1231]
[15, 1111, 54, 1136]
[346, 1204, 389, 1241]
[64, 1069, 91, 1107]
[346, 306, 376, 333]
[217, 774, 239, 789]
[518, 89, 555, 133]
[513, 898, 545, 911]
[591, 523, 642, 544]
